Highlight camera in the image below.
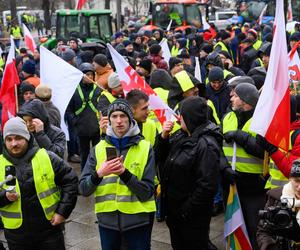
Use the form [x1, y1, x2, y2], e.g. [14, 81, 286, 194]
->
[258, 198, 295, 230]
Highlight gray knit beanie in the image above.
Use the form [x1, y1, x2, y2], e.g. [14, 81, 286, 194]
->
[108, 99, 134, 125]
[108, 72, 121, 89]
[3, 117, 30, 141]
[235, 83, 259, 107]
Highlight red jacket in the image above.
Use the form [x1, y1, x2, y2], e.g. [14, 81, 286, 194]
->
[148, 55, 168, 71]
[271, 120, 300, 177]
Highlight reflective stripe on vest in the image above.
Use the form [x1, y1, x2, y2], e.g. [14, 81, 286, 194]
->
[265, 131, 294, 189]
[94, 140, 156, 214]
[222, 112, 263, 174]
[101, 90, 116, 104]
[0, 149, 60, 229]
[207, 99, 220, 125]
[258, 58, 264, 67]
[75, 84, 98, 115]
[142, 119, 157, 146]
[175, 71, 194, 92]
[253, 40, 262, 51]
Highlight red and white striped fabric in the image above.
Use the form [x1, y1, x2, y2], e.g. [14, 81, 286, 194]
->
[0, 36, 20, 129]
[250, 0, 290, 151]
[107, 44, 177, 125]
[23, 24, 36, 53]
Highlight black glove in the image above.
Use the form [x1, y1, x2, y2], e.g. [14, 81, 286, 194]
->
[224, 131, 237, 143]
[224, 130, 249, 146]
[223, 167, 239, 184]
[256, 135, 278, 155]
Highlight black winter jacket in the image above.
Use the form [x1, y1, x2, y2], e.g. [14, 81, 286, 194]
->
[0, 137, 78, 241]
[66, 81, 101, 137]
[155, 122, 221, 222]
[239, 45, 258, 74]
[18, 99, 66, 158]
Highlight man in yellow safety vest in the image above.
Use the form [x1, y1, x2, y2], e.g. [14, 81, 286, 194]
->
[0, 117, 78, 249]
[79, 99, 156, 249]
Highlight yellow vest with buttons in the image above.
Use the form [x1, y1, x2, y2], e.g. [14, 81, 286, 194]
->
[265, 131, 294, 189]
[0, 149, 61, 229]
[222, 112, 263, 174]
[94, 140, 156, 214]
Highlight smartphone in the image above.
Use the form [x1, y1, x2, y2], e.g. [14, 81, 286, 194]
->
[106, 147, 117, 161]
[5, 165, 16, 186]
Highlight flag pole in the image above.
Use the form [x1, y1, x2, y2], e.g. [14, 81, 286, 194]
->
[15, 84, 19, 113]
[83, 74, 107, 92]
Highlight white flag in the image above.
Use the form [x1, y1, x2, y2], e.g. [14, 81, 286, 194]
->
[166, 20, 173, 31]
[194, 57, 202, 83]
[258, 4, 268, 25]
[202, 16, 211, 30]
[159, 38, 171, 67]
[288, 43, 300, 94]
[40, 46, 83, 140]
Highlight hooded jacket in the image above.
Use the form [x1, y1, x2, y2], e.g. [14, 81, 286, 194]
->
[18, 99, 66, 158]
[66, 81, 101, 137]
[155, 120, 221, 222]
[79, 121, 156, 231]
[0, 136, 78, 241]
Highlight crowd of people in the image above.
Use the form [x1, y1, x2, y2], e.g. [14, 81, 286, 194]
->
[0, 15, 299, 250]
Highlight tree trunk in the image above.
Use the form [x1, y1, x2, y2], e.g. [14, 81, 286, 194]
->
[10, 0, 17, 23]
[42, 0, 51, 33]
[105, 0, 110, 9]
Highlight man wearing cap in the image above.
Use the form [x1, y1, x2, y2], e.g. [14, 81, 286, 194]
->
[136, 58, 153, 83]
[93, 54, 114, 89]
[168, 57, 184, 77]
[35, 85, 61, 128]
[222, 83, 266, 250]
[20, 82, 35, 104]
[21, 60, 40, 87]
[68, 37, 82, 66]
[257, 159, 300, 250]
[147, 44, 168, 71]
[0, 117, 78, 249]
[66, 63, 101, 171]
[213, 30, 233, 61]
[247, 28, 262, 51]
[239, 38, 258, 74]
[18, 99, 66, 159]
[61, 48, 77, 67]
[79, 99, 156, 250]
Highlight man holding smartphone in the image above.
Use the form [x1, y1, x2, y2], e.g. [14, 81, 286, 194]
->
[79, 99, 156, 250]
[0, 117, 78, 250]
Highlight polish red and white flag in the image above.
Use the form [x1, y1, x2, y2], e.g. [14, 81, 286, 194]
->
[107, 44, 177, 124]
[0, 36, 20, 129]
[22, 24, 36, 53]
[250, 0, 290, 150]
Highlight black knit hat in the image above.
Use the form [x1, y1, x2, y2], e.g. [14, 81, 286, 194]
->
[235, 83, 259, 107]
[201, 44, 213, 54]
[108, 99, 134, 125]
[208, 66, 224, 82]
[21, 82, 35, 94]
[149, 44, 162, 55]
[169, 57, 183, 71]
[93, 54, 108, 67]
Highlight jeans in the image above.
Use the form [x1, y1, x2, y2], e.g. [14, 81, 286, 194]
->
[99, 225, 151, 250]
[78, 135, 100, 171]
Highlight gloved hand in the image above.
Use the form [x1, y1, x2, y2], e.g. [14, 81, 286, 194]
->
[223, 167, 239, 184]
[256, 135, 278, 155]
[224, 130, 249, 146]
[224, 131, 237, 143]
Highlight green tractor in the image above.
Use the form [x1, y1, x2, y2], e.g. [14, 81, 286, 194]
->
[42, 9, 113, 50]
